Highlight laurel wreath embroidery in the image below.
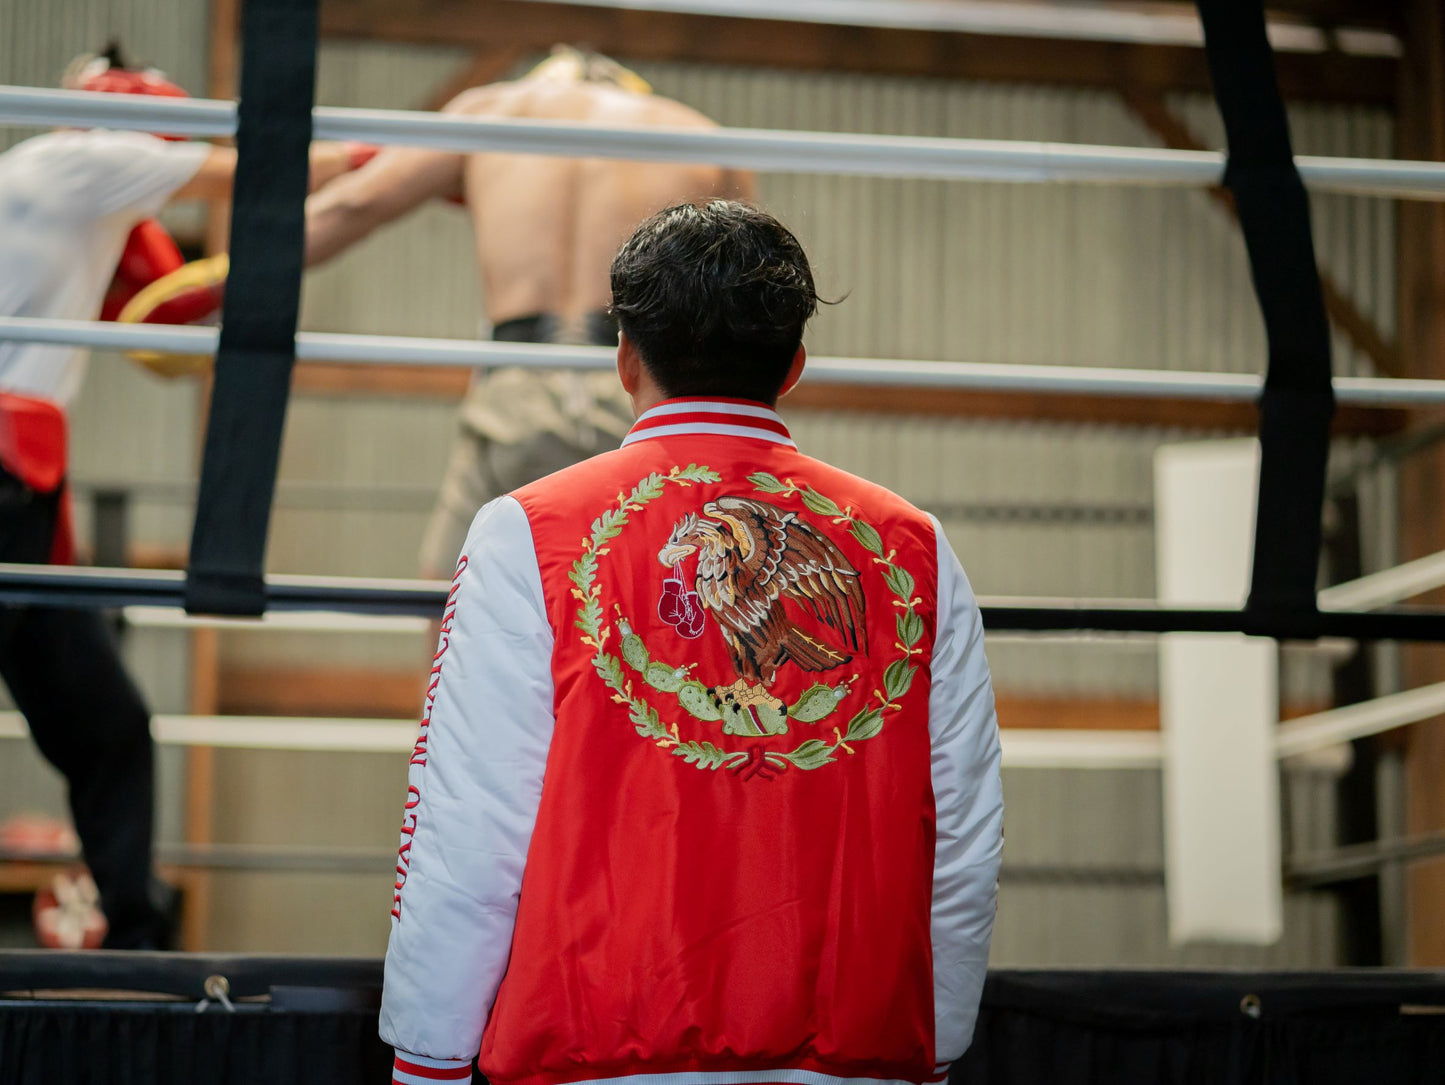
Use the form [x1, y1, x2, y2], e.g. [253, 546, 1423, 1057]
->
[569, 465, 925, 774]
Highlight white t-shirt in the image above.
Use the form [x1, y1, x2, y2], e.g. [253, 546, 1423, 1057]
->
[0, 129, 209, 406]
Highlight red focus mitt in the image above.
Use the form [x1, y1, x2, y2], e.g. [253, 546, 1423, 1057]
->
[100, 218, 185, 322]
[346, 141, 380, 170]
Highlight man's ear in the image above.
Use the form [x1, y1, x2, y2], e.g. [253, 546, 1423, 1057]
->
[617, 331, 643, 395]
[777, 344, 807, 399]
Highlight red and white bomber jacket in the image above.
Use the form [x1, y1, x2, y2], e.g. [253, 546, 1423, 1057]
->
[382, 398, 1004, 1085]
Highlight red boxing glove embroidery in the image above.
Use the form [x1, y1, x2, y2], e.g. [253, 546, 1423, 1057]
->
[658, 564, 706, 639]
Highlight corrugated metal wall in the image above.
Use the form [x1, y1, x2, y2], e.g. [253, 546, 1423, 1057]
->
[1, 27, 1402, 963]
[0, 0, 209, 145]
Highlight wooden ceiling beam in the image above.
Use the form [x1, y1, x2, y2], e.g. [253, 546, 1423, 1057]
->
[318, 0, 1396, 106]
[782, 383, 1406, 436]
[1263, 0, 1404, 32]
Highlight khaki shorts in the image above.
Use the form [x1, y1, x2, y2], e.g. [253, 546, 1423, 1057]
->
[419, 366, 632, 576]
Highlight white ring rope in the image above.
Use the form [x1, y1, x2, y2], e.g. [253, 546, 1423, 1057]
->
[1318, 550, 1445, 612]
[6, 315, 1445, 405]
[0, 708, 1151, 768]
[0, 687, 1426, 767]
[1275, 680, 1445, 758]
[122, 605, 433, 635]
[505, 0, 1399, 56]
[2, 85, 1444, 200]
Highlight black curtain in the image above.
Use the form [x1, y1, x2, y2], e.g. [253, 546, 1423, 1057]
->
[4, 967, 1444, 1085]
[0, 1003, 390, 1085]
[953, 971, 1445, 1085]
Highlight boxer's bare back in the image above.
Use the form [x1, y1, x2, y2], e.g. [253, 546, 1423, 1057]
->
[459, 79, 748, 326]
[305, 66, 752, 328]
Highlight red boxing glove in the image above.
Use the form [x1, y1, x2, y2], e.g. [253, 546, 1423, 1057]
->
[101, 219, 185, 322]
[140, 280, 225, 327]
[346, 142, 380, 170]
[658, 567, 706, 639]
[117, 254, 229, 379]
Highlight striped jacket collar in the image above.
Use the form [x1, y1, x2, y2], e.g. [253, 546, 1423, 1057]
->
[621, 397, 795, 449]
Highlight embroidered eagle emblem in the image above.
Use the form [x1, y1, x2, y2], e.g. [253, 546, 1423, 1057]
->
[657, 495, 866, 686]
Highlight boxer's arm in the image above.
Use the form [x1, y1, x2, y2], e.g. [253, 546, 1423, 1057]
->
[380, 495, 555, 1070]
[168, 143, 372, 203]
[166, 147, 235, 201]
[926, 513, 1003, 1070]
[304, 85, 506, 267]
[303, 143, 465, 266]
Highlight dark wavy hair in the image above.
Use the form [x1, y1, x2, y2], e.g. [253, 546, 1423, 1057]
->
[609, 201, 822, 403]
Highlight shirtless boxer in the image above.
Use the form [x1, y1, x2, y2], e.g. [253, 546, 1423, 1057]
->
[304, 47, 753, 575]
[0, 42, 360, 948]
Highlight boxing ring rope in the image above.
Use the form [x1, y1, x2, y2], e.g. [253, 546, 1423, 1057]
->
[503, 0, 1397, 54]
[0, 563, 445, 614]
[1317, 550, 1445, 611]
[6, 315, 1445, 406]
[1275, 682, 1445, 758]
[103, 546, 1445, 639]
[122, 605, 433, 635]
[1, 676, 1434, 763]
[3, 85, 1445, 199]
[0, 711, 416, 753]
[0, 563, 1439, 638]
[0, 707, 1160, 770]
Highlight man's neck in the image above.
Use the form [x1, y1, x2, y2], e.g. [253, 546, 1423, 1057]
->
[631, 385, 775, 418]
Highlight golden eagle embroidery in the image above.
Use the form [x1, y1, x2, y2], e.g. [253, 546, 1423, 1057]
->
[657, 495, 866, 686]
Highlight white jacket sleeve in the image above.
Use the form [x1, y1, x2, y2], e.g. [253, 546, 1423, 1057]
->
[926, 514, 1004, 1069]
[380, 495, 555, 1073]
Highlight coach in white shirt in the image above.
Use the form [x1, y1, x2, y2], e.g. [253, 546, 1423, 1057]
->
[0, 44, 353, 947]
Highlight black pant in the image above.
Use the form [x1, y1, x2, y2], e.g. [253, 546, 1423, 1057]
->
[0, 467, 163, 948]
[492, 310, 620, 346]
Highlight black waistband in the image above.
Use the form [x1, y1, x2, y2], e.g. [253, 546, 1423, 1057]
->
[491, 311, 618, 346]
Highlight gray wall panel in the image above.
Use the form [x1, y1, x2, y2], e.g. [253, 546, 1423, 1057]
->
[991, 765, 1342, 967]
[1, 0, 212, 238]
[200, 746, 404, 953]
[1, 0, 210, 151]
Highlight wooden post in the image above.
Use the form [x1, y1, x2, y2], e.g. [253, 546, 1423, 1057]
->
[177, 0, 242, 952]
[206, 0, 241, 255]
[1398, 0, 1445, 966]
[179, 628, 219, 951]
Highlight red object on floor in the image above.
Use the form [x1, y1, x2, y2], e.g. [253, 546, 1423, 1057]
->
[32, 869, 107, 950]
[0, 812, 79, 856]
